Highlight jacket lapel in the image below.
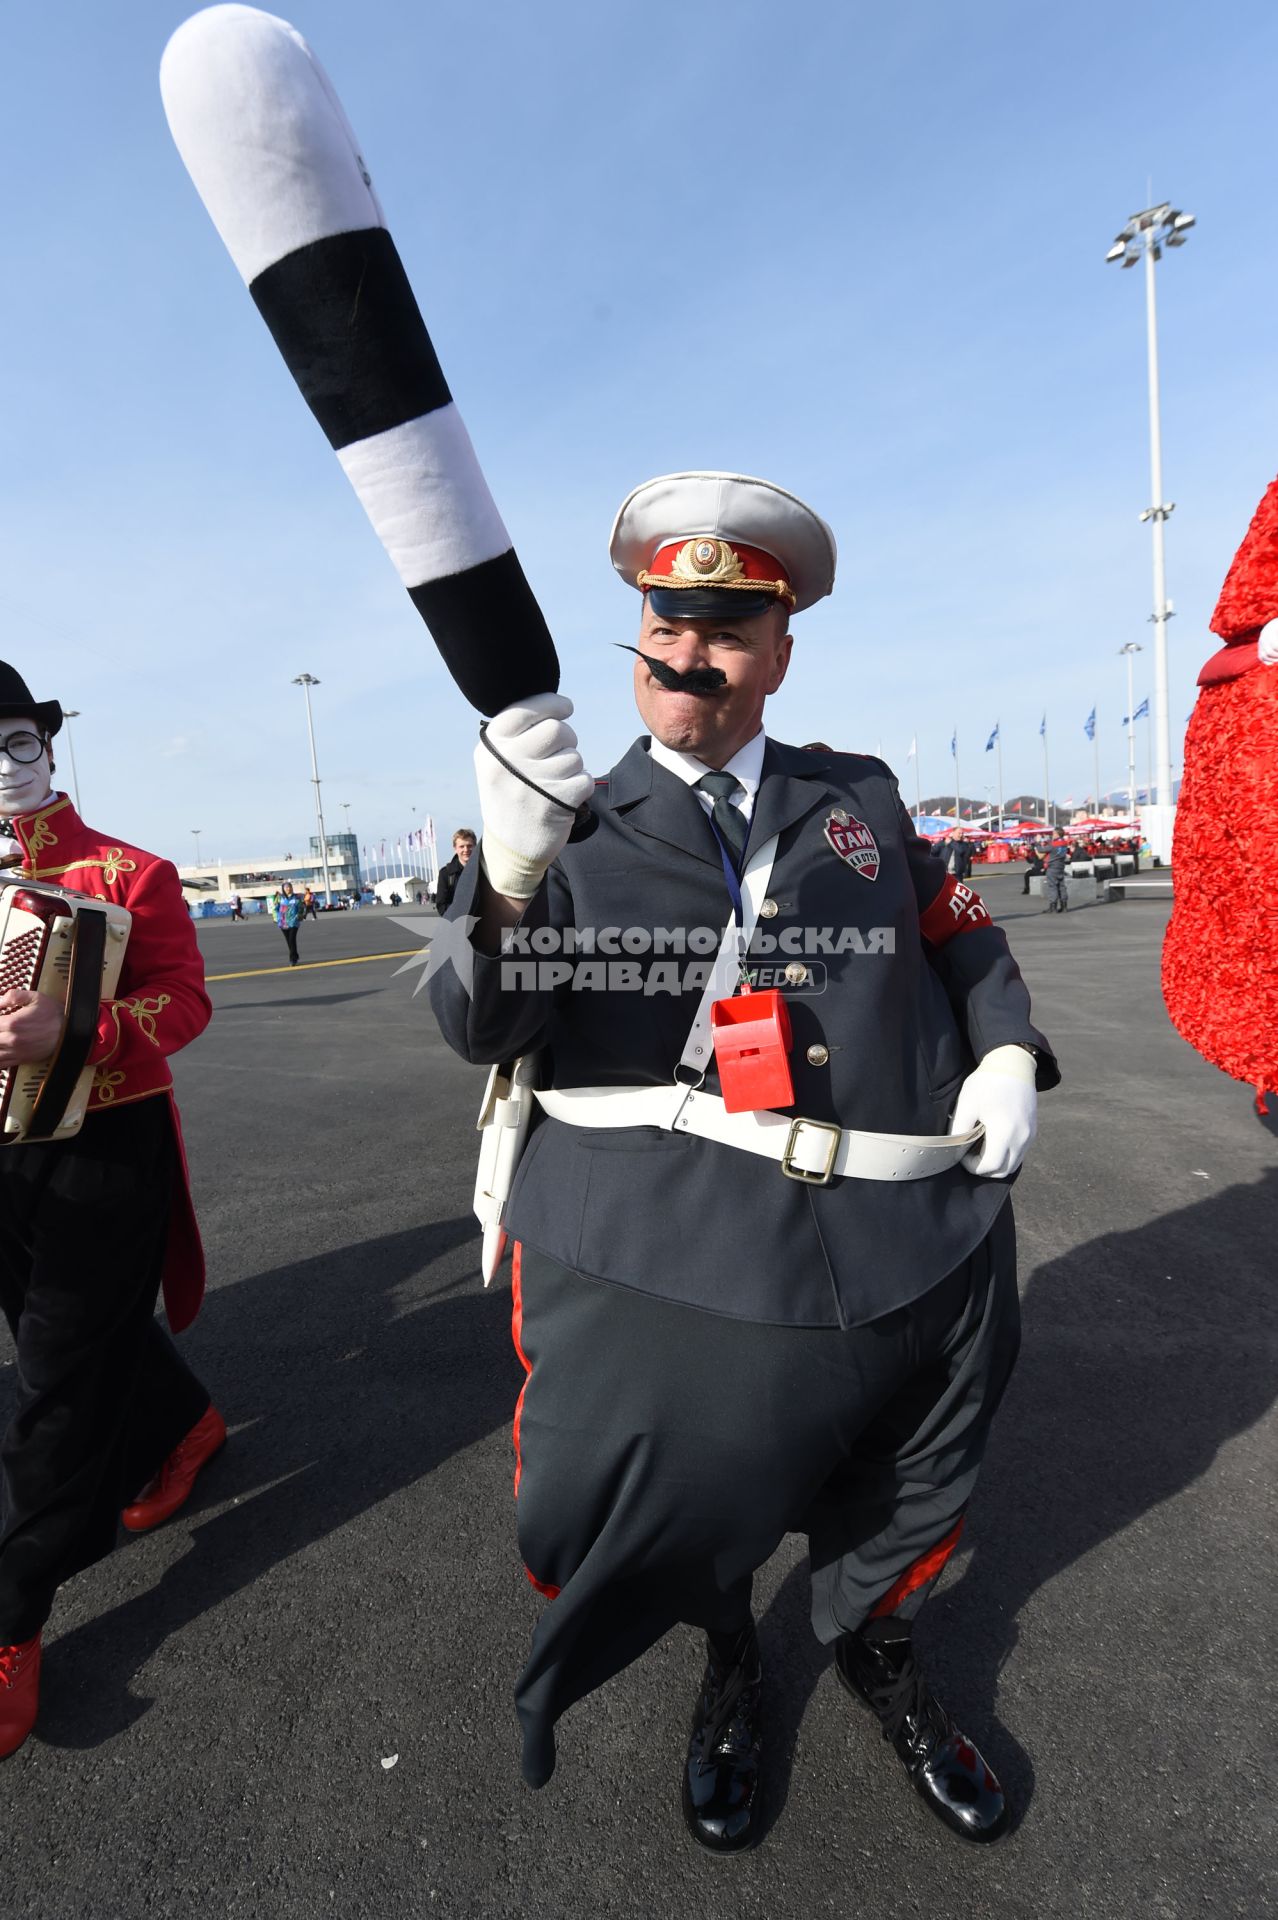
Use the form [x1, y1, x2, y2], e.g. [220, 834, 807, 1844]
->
[606, 737, 846, 868]
[745, 741, 842, 858]
[606, 738, 722, 868]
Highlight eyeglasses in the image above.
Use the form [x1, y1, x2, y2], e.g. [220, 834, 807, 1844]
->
[0, 731, 48, 765]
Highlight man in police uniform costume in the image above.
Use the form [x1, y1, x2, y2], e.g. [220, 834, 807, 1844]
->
[431, 474, 1057, 1851]
[0, 665, 225, 1760]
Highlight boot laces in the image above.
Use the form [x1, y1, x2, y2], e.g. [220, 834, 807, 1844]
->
[0, 1642, 32, 1687]
[699, 1654, 759, 1757]
[865, 1645, 948, 1753]
[133, 1429, 193, 1505]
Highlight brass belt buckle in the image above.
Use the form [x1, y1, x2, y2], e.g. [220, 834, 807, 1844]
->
[781, 1117, 842, 1185]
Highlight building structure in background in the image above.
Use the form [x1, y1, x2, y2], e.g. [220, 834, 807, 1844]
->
[177, 831, 361, 909]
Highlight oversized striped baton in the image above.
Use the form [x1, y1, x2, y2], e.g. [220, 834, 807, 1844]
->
[160, 4, 560, 716]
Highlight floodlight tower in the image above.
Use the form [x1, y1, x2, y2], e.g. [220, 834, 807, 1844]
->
[292, 673, 333, 905]
[1105, 202, 1194, 858]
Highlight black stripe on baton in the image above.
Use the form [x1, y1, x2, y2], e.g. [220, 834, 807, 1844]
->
[250, 227, 451, 449]
[410, 555, 560, 714]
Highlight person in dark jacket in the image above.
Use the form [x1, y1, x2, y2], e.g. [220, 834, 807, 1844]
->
[1044, 839, 1070, 912]
[432, 472, 1057, 1855]
[1022, 845, 1046, 894]
[433, 828, 476, 915]
[944, 830, 975, 879]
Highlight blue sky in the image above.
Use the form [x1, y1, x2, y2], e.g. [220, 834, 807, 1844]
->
[2, 0, 1275, 865]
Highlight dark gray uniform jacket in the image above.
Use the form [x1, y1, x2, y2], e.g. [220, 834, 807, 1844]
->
[431, 738, 1057, 1329]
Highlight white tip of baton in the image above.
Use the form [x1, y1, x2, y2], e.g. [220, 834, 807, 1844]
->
[160, 4, 385, 285]
[481, 1224, 508, 1287]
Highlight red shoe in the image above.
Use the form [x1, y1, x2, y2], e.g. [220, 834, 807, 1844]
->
[0, 1634, 41, 1760]
[121, 1404, 227, 1533]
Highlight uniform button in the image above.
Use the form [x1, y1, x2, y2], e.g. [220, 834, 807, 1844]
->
[806, 1043, 830, 1066]
[759, 898, 779, 919]
[784, 961, 808, 985]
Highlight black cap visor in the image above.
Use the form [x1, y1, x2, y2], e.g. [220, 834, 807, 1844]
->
[646, 585, 780, 622]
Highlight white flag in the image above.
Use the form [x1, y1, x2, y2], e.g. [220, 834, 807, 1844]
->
[906, 736, 917, 761]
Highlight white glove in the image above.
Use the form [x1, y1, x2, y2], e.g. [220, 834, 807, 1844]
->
[474, 693, 594, 900]
[1258, 619, 1278, 665]
[949, 1044, 1037, 1179]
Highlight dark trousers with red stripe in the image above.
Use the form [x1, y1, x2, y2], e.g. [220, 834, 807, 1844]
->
[510, 1203, 1020, 1787]
[0, 1099, 210, 1643]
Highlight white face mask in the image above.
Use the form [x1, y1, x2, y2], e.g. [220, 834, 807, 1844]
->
[0, 716, 56, 821]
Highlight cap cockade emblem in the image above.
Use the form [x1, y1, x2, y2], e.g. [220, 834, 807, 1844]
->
[671, 537, 747, 584]
[824, 807, 880, 881]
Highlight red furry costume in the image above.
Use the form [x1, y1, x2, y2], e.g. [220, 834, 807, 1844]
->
[1162, 478, 1278, 1109]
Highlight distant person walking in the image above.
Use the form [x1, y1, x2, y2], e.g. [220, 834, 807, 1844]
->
[303, 885, 318, 921]
[276, 881, 304, 964]
[230, 893, 244, 921]
[1044, 837, 1069, 914]
[434, 828, 476, 915]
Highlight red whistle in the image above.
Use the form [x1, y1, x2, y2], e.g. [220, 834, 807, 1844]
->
[711, 989, 795, 1113]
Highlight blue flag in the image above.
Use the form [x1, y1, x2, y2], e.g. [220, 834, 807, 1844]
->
[1084, 707, 1096, 741]
[950, 729, 957, 758]
[1123, 697, 1150, 725]
[1039, 713, 1046, 738]
[985, 724, 999, 751]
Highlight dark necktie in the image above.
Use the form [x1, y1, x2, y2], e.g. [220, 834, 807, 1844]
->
[696, 770, 748, 869]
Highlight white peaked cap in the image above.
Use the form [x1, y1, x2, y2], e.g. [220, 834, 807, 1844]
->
[609, 471, 837, 614]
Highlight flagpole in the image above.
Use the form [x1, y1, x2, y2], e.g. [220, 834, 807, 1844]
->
[1041, 719, 1051, 828]
[1093, 717, 1101, 814]
[953, 730, 960, 820]
[1145, 710, 1152, 811]
[914, 742, 922, 825]
[995, 726, 1004, 831]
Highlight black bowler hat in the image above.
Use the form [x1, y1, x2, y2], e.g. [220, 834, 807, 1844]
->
[0, 662, 62, 737]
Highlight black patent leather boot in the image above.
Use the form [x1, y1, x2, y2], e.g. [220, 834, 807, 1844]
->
[681, 1623, 763, 1853]
[835, 1616, 1008, 1843]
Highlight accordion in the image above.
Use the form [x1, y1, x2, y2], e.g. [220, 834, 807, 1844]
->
[0, 882, 131, 1142]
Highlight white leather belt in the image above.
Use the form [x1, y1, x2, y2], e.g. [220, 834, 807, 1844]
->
[534, 1085, 981, 1186]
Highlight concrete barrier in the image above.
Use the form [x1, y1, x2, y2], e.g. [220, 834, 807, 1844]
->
[1108, 879, 1174, 902]
[1028, 875, 1105, 907]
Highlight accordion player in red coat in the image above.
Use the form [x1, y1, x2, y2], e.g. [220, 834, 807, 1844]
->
[0, 663, 226, 1761]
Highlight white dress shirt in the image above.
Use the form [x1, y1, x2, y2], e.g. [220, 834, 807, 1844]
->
[647, 729, 766, 826]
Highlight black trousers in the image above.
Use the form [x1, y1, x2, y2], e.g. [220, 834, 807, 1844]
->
[0, 1099, 209, 1642]
[511, 1205, 1020, 1786]
[281, 924, 300, 964]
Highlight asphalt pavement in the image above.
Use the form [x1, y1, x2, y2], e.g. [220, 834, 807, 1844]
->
[1, 877, 1274, 1919]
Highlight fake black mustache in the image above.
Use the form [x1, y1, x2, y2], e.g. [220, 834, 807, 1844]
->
[616, 646, 728, 694]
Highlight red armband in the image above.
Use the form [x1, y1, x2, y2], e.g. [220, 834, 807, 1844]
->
[918, 876, 993, 946]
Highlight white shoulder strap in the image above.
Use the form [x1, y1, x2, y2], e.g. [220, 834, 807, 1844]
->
[677, 834, 779, 1080]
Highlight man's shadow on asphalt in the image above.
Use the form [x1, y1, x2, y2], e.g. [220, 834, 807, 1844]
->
[755, 1168, 1278, 1836]
[38, 1214, 519, 1750]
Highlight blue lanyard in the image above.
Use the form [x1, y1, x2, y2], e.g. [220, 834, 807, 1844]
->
[706, 817, 756, 992]
[707, 816, 745, 928]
